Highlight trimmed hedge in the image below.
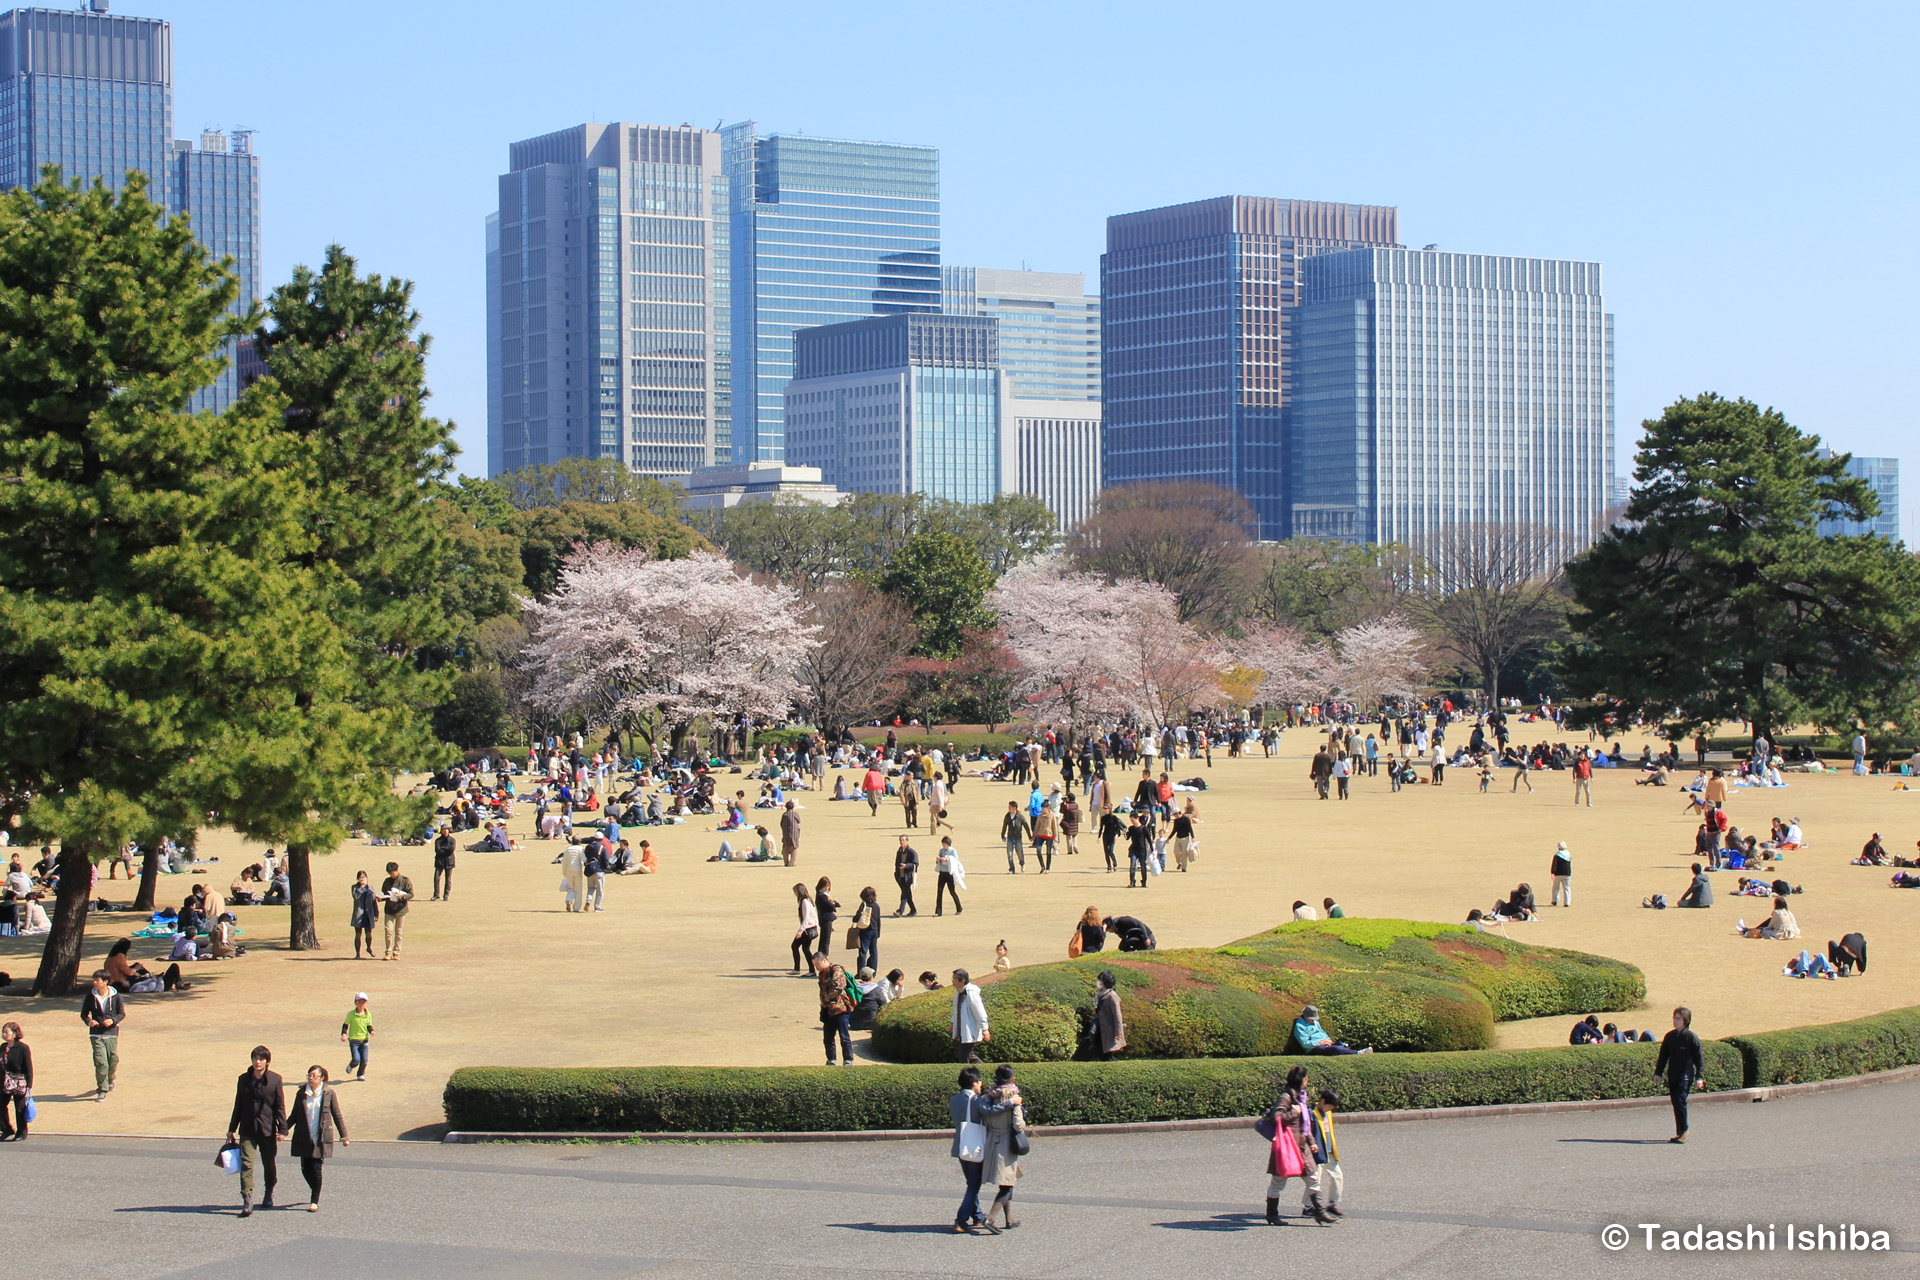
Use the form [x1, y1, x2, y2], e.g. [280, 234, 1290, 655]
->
[870, 919, 1645, 1063]
[1723, 1004, 1920, 1087]
[442, 1042, 1744, 1133]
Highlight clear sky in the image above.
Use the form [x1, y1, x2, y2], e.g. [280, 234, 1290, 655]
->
[153, 0, 1917, 537]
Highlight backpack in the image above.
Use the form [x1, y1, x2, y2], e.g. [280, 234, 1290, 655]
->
[1650, 894, 1669, 909]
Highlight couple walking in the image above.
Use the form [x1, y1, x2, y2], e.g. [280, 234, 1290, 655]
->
[947, 1063, 1028, 1233]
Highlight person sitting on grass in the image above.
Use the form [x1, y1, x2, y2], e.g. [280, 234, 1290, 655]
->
[1675, 863, 1713, 908]
[1828, 932, 1867, 975]
[104, 937, 191, 993]
[1736, 896, 1799, 939]
[1783, 949, 1837, 979]
[1569, 1014, 1603, 1044]
[1854, 833, 1889, 866]
[1292, 1004, 1372, 1055]
[1489, 883, 1536, 920]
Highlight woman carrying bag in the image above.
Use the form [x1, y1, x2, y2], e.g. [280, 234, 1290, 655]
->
[0, 1022, 31, 1140]
[788, 882, 819, 974]
[979, 1064, 1028, 1230]
[282, 1065, 348, 1211]
[1258, 1064, 1333, 1225]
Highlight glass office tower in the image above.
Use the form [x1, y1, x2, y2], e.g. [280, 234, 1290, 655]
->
[0, 5, 171, 199]
[783, 313, 997, 502]
[942, 267, 1100, 401]
[725, 122, 939, 464]
[1101, 196, 1398, 539]
[174, 129, 260, 413]
[489, 123, 730, 479]
[1815, 449, 1899, 540]
[1292, 247, 1615, 555]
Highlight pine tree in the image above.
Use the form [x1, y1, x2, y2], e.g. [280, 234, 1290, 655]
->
[1561, 393, 1920, 742]
[0, 170, 325, 993]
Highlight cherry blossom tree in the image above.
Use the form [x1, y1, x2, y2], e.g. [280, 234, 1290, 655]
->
[1331, 616, 1427, 710]
[1238, 624, 1340, 709]
[1104, 583, 1229, 728]
[521, 545, 819, 755]
[993, 570, 1141, 737]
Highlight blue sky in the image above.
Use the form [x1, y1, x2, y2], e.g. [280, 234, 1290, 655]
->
[156, 0, 1917, 537]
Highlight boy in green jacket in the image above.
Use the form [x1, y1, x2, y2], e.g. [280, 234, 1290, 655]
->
[341, 993, 374, 1081]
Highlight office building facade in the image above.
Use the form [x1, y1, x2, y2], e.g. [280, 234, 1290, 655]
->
[726, 122, 939, 465]
[174, 129, 260, 412]
[488, 123, 729, 479]
[0, 4, 170, 199]
[942, 266, 1099, 401]
[1004, 395, 1102, 530]
[1292, 248, 1614, 555]
[1815, 449, 1899, 539]
[783, 313, 997, 503]
[1101, 196, 1399, 540]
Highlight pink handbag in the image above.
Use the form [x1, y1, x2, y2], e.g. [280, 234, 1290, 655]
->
[1273, 1129, 1304, 1178]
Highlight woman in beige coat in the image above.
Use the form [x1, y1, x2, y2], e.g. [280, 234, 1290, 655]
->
[978, 1063, 1028, 1229]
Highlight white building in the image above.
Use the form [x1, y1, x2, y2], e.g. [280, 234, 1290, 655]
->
[681, 462, 844, 512]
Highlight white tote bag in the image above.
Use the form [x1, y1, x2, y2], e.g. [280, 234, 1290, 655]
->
[955, 1121, 987, 1162]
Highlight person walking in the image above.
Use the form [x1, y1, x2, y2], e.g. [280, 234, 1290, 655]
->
[1654, 1007, 1704, 1143]
[1030, 805, 1057, 873]
[1310, 747, 1333, 800]
[379, 861, 412, 960]
[933, 838, 965, 916]
[1098, 804, 1123, 873]
[1124, 812, 1155, 888]
[430, 825, 456, 901]
[1168, 806, 1197, 872]
[779, 800, 802, 867]
[0, 1022, 32, 1140]
[80, 970, 124, 1102]
[1550, 842, 1573, 907]
[979, 1064, 1027, 1230]
[1572, 749, 1594, 807]
[348, 871, 379, 960]
[1510, 756, 1534, 793]
[1305, 1089, 1345, 1219]
[900, 772, 920, 829]
[1059, 793, 1081, 857]
[788, 882, 819, 974]
[851, 886, 882, 973]
[1262, 1064, 1333, 1225]
[1094, 971, 1126, 1061]
[892, 836, 919, 917]
[340, 993, 373, 1081]
[999, 802, 1028, 874]
[1332, 754, 1351, 799]
[861, 766, 886, 818]
[227, 1045, 286, 1217]
[949, 1066, 990, 1233]
[814, 877, 840, 954]
[950, 969, 989, 1062]
[282, 1065, 348, 1211]
[813, 954, 857, 1066]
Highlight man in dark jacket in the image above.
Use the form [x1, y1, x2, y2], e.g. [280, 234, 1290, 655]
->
[80, 970, 124, 1101]
[892, 836, 919, 917]
[1675, 864, 1713, 908]
[1653, 1008, 1704, 1143]
[1104, 914, 1156, 952]
[227, 1045, 287, 1215]
[431, 826, 456, 901]
[1828, 932, 1867, 976]
[1309, 749, 1333, 799]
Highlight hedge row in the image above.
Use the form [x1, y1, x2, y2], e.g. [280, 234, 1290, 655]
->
[443, 1041, 1744, 1133]
[1723, 1004, 1920, 1087]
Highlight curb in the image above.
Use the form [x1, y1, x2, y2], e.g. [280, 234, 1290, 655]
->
[439, 1062, 1920, 1144]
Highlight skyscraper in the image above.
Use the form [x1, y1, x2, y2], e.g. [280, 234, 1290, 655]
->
[0, 4, 171, 200]
[725, 122, 939, 465]
[1101, 196, 1399, 539]
[174, 128, 260, 413]
[488, 123, 730, 479]
[1292, 247, 1615, 553]
[942, 267, 1100, 400]
[1815, 448, 1899, 540]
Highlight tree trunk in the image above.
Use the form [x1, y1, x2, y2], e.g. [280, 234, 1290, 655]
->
[287, 842, 319, 950]
[32, 840, 99, 996]
[133, 848, 160, 913]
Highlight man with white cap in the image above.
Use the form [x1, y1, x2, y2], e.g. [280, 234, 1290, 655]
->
[1550, 842, 1573, 907]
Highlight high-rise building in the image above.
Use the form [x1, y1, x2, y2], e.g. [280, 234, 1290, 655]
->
[1292, 248, 1614, 555]
[489, 122, 730, 479]
[725, 122, 939, 465]
[1815, 448, 1899, 540]
[0, 4, 171, 200]
[1004, 396, 1102, 530]
[1101, 196, 1400, 539]
[174, 129, 260, 413]
[942, 267, 1100, 401]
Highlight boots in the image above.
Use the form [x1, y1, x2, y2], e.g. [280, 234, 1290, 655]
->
[240, 1195, 253, 1219]
[1265, 1197, 1281, 1225]
[1307, 1192, 1335, 1225]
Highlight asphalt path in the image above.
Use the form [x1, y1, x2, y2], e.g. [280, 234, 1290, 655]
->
[6, 1077, 1916, 1279]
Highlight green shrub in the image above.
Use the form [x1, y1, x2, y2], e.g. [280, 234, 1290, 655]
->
[1723, 1005, 1920, 1087]
[443, 1041, 1745, 1133]
[849, 730, 1021, 755]
[870, 920, 1644, 1063]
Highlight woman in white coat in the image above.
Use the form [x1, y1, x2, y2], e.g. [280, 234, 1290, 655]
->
[558, 843, 587, 912]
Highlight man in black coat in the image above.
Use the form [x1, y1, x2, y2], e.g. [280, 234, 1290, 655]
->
[1653, 1008, 1704, 1144]
[431, 825, 456, 901]
[227, 1045, 287, 1216]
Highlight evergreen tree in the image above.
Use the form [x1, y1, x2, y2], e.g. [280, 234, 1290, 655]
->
[1560, 393, 1920, 742]
[199, 246, 451, 949]
[879, 530, 997, 658]
[0, 170, 324, 993]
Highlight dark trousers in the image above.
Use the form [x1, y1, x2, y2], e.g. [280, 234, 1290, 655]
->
[239, 1134, 278, 1201]
[790, 927, 817, 970]
[957, 1158, 985, 1225]
[433, 865, 453, 898]
[1129, 854, 1150, 887]
[353, 925, 376, 957]
[300, 1154, 324, 1203]
[956, 1040, 983, 1063]
[1669, 1078, 1692, 1136]
[822, 1011, 853, 1064]
[1034, 838, 1054, 871]
[0, 1091, 24, 1135]
[895, 876, 915, 914]
[1102, 835, 1117, 871]
[857, 930, 879, 973]
[935, 873, 962, 914]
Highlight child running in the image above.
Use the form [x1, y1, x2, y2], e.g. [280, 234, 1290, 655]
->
[341, 993, 374, 1081]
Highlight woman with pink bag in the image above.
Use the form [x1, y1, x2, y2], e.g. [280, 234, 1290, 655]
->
[1258, 1064, 1334, 1225]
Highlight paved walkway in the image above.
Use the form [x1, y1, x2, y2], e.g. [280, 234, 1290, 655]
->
[9, 1077, 1915, 1279]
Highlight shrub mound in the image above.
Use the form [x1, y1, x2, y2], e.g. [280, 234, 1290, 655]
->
[869, 918, 1646, 1063]
[1723, 1005, 1920, 1086]
[443, 1042, 1744, 1133]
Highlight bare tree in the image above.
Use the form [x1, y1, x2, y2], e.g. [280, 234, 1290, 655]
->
[793, 582, 920, 735]
[1065, 481, 1255, 625]
[1407, 523, 1569, 706]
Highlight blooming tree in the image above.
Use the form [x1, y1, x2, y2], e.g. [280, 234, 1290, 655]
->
[1331, 615, 1427, 710]
[1238, 624, 1341, 709]
[994, 570, 1141, 737]
[1105, 582, 1229, 728]
[520, 545, 819, 752]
